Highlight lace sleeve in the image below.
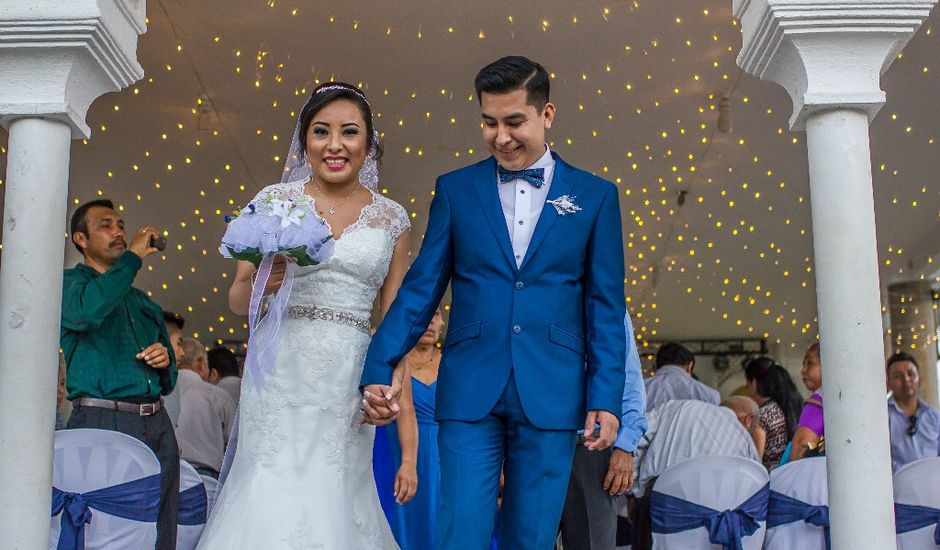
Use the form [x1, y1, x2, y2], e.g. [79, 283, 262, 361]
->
[364, 195, 411, 242]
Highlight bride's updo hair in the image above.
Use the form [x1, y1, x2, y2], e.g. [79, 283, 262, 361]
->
[297, 82, 383, 164]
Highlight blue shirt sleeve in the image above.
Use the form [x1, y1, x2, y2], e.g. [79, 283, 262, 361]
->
[615, 313, 648, 452]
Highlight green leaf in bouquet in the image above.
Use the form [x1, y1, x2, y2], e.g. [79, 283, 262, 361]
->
[282, 245, 321, 267]
[225, 246, 264, 267]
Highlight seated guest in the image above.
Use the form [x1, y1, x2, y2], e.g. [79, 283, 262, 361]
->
[886, 352, 940, 471]
[644, 342, 719, 411]
[629, 398, 762, 550]
[745, 357, 804, 469]
[162, 311, 186, 426]
[207, 346, 242, 406]
[791, 342, 824, 460]
[176, 338, 236, 477]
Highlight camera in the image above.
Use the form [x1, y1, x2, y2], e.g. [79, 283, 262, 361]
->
[149, 234, 167, 251]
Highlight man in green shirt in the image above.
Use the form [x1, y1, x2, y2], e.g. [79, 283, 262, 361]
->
[62, 199, 179, 550]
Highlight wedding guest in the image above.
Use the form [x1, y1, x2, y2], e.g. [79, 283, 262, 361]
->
[162, 311, 186, 426]
[176, 338, 236, 478]
[559, 313, 647, 549]
[745, 357, 804, 469]
[61, 199, 179, 550]
[791, 343, 824, 460]
[644, 342, 719, 411]
[374, 311, 443, 549]
[886, 352, 940, 471]
[629, 398, 761, 549]
[207, 346, 242, 405]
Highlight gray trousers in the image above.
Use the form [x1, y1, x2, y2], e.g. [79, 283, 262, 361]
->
[67, 402, 180, 550]
[559, 445, 617, 550]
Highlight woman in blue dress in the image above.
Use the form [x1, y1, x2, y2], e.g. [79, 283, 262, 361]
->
[373, 311, 443, 549]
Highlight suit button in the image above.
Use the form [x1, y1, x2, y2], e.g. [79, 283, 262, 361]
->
[512, 325, 522, 334]
[515, 281, 524, 290]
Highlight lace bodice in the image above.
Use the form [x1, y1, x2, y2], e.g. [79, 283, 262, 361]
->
[253, 180, 410, 318]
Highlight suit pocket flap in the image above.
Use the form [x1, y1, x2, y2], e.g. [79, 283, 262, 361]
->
[549, 325, 585, 356]
[444, 321, 481, 348]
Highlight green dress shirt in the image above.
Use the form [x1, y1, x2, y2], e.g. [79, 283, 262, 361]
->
[61, 251, 177, 400]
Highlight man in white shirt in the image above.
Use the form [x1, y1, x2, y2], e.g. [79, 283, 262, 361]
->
[207, 346, 241, 406]
[630, 398, 761, 549]
[644, 342, 720, 412]
[176, 338, 236, 476]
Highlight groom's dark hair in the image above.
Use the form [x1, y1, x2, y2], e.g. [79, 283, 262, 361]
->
[474, 56, 550, 110]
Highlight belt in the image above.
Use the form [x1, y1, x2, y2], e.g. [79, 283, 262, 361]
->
[73, 397, 163, 416]
[287, 305, 371, 335]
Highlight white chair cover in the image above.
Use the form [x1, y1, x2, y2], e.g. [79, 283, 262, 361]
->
[894, 456, 940, 550]
[50, 428, 160, 550]
[764, 457, 828, 549]
[200, 474, 220, 514]
[651, 455, 769, 550]
[177, 460, 208, 550]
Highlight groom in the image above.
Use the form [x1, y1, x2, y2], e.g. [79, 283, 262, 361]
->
[362, 56, 626, 549]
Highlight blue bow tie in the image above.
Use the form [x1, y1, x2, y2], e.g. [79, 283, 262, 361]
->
[498, 166, 545, 188]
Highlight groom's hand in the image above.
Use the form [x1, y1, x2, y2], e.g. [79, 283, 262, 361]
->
[583, 410, 620, 451]
[360, 364, 406, 425]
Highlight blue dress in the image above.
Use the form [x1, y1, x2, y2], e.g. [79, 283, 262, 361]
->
[373, 377, 440, 549]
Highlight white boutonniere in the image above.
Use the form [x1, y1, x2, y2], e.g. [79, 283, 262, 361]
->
[546, 195, 582, 216]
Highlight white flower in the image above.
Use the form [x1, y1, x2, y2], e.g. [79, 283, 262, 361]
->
[271, 199, 305, 228]
[547, 195, 582, 216]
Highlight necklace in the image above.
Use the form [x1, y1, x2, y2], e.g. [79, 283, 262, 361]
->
[310, 180, 360, 216]
[409, 348, 439, 371]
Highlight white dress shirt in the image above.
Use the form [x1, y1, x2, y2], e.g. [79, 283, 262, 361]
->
[216, 375, 241, 407]
[497, 145, 555, 268]
[176, 369, 236, 472]
[631, 399, 759, 496]
[644, 365, 721, 412]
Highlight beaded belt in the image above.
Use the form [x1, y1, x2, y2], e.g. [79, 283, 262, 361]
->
[287, 305, 371, 335]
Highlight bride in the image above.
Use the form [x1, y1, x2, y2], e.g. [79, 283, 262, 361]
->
[198, 82, 410, 549]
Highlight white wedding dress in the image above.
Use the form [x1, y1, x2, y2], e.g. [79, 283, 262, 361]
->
[198, 181, 409, 549]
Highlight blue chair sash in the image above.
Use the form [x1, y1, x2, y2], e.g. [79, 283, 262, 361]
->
[51, 473, 161, 550]
[895, 502, 940, 544]
[767, 490, 830, 549]
[178, 483, 208, 526]
[651, 483, 769, 550]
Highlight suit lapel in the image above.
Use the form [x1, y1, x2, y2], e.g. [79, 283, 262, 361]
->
[518, 153, 576, 272]
[473, 158, 518, 272]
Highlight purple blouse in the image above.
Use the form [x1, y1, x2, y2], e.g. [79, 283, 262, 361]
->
[797, 389, 824, 437]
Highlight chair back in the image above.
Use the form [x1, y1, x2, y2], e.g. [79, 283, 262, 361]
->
[651, 455, 768, 550]
[50, 429, 160, 550]
[765, 457, 829, 549]
[894, 457, 940, 550]
[200, 474, 220, 514]
[176, 460, 208, 550]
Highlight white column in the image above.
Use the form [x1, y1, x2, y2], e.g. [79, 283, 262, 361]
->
[0, 118, 72, 548]
[0, 2, 145, 547]
[733, 1, 937, 549]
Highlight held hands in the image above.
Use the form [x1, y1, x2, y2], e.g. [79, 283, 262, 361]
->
[136, 343, 171, 369]
[129, 226, 161, 260]
[583, 409, 620, 451]
[360, 362, 406, 425]
[604, 448, 635, 496]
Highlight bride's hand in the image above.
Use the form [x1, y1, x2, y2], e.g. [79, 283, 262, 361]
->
[394, 463, 417, 504]
[254, 254, 291, 295]
[361, 365, 405, 425]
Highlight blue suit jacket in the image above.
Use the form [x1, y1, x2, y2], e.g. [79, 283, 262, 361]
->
[361, 153, 626, 430]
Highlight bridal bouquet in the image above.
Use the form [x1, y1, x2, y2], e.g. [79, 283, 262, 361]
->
[218, 189, 335, 391]
[219, 190, 334, 266]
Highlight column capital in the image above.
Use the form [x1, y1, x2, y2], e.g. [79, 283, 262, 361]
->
[734, 0, 937, 130]
[0, 0, 146, 139]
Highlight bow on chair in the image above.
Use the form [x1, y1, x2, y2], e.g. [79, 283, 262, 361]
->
[651, 484, 769, 550]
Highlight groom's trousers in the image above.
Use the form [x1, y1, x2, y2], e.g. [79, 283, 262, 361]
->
[438, 372, 577, 550]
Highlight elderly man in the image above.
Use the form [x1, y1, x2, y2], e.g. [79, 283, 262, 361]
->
[644, 342, 720, 411]
[176, 338, 236, 478]
[61, 199, 178, 549]
[630, 397, 762, 550]
[886, 352, 940, 471]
